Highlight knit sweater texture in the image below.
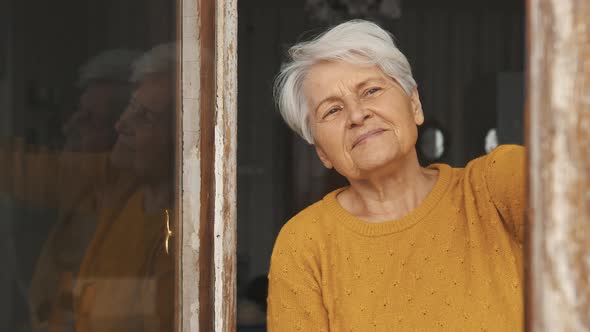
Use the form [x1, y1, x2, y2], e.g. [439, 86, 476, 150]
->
[267, 145, 525, 331]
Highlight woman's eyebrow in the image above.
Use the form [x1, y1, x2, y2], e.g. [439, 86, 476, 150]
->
[313, 77, 387, 114]
[355, 77, 386, 91]
[314, 96, 340, 115]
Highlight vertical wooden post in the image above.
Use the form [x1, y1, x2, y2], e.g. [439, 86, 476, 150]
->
[213, 0, 238, 330]
[179, 0, 204, 330]
[527, 0, 590, 330]
[179, 0, 237, 330]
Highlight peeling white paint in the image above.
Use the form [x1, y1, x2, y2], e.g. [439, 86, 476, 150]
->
[189, 303, 199, 332]
[190, 232, 199, 250]
[213, 0, 238, 331]
[181, 0, 202, 331]
[550, 0, 575, 113]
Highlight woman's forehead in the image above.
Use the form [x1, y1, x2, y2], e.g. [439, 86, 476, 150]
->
[133, 74, 174, 113]
[311, 60, 383, 79]
[304, 62, 391, 100]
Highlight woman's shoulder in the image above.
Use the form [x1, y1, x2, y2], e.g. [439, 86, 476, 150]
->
[463, 144, 525, 179]
[272, 192, 339, 254]
[480, 144, 524, 165]
[461, 144, 526, 214]
[278, 198, 330, 235]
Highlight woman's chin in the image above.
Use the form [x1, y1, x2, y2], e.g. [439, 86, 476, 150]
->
[351, 146, 399, 170]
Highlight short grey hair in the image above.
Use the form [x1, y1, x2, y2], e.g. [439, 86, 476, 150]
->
[78, 49, 141, 88]
[131, 43, 177, 82]
[274, 19, 417, 144]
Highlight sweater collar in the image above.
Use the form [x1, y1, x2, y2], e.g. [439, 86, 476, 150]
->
[322, 163, 452, 236]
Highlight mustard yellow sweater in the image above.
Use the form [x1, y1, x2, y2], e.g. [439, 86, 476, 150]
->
[267, 145, 525, 331]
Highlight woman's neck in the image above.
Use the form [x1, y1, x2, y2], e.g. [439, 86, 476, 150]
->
[338, 156, 439, 223]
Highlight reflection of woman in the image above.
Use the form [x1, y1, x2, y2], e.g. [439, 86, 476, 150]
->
[74, 44, 176, 332]
[268, 20, 524, 331]
[0, 49, 138, 332]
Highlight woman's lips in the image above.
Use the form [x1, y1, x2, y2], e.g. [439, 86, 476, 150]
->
[352, 129, 386, 148]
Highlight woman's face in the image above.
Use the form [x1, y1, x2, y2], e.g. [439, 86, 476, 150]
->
[62, 83, 122, 153]
[112, 73, 173, 179]
[304, 61, 423, 180]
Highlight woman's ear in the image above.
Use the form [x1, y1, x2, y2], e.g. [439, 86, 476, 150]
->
[410, 88, 424, 126]
[315, 145, 334, 169]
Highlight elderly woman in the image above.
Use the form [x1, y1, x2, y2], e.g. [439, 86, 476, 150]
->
[267, 20, 524, 331]
[73, 43, 176, 332]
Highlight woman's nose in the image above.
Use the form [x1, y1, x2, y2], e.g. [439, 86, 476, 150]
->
[114, 117, 126, 133]
[347, 100, 371, 128]
[115, 109, 131, 133]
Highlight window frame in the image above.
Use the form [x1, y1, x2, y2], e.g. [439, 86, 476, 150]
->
[177, 0, 237, 330]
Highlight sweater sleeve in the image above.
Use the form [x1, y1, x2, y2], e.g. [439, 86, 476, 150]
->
[267, 220, 329, 332]
[0, 138, 111, 208]
[483, 145, 526, 244]
[0, 138, 61, 207]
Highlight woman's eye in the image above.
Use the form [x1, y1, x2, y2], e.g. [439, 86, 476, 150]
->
[323, 107, 340, 118]
[366, 87, 381, 96]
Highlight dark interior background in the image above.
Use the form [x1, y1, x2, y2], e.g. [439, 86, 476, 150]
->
[0, 1, 175, 331]
[236, 0, 524, 328]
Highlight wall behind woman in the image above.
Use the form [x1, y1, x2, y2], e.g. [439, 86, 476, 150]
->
[237, 0, 524, 285]
[391, 2, 524, 165]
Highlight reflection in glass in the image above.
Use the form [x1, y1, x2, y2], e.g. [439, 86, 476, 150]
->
[1, 2, 177, 331]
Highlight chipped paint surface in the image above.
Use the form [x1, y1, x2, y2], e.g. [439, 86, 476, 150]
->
[181, 0, 201, 330]
[180, 0, 237, 330]
[213, 0, 238, 330]
[528, 0, 590, 331]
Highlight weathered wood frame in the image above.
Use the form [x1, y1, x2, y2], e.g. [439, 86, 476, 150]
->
[526, 0, 590, 330]
[175, 0, 590, 330]
[177, 0, 238, 331]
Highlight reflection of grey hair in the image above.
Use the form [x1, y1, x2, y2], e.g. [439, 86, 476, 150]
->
[131, 43, 177, 82]
[78, 49, 141, 88]
[274, 19, 417, 144]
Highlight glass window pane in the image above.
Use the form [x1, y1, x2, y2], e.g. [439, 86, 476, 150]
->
[1, 1, 178, 331]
